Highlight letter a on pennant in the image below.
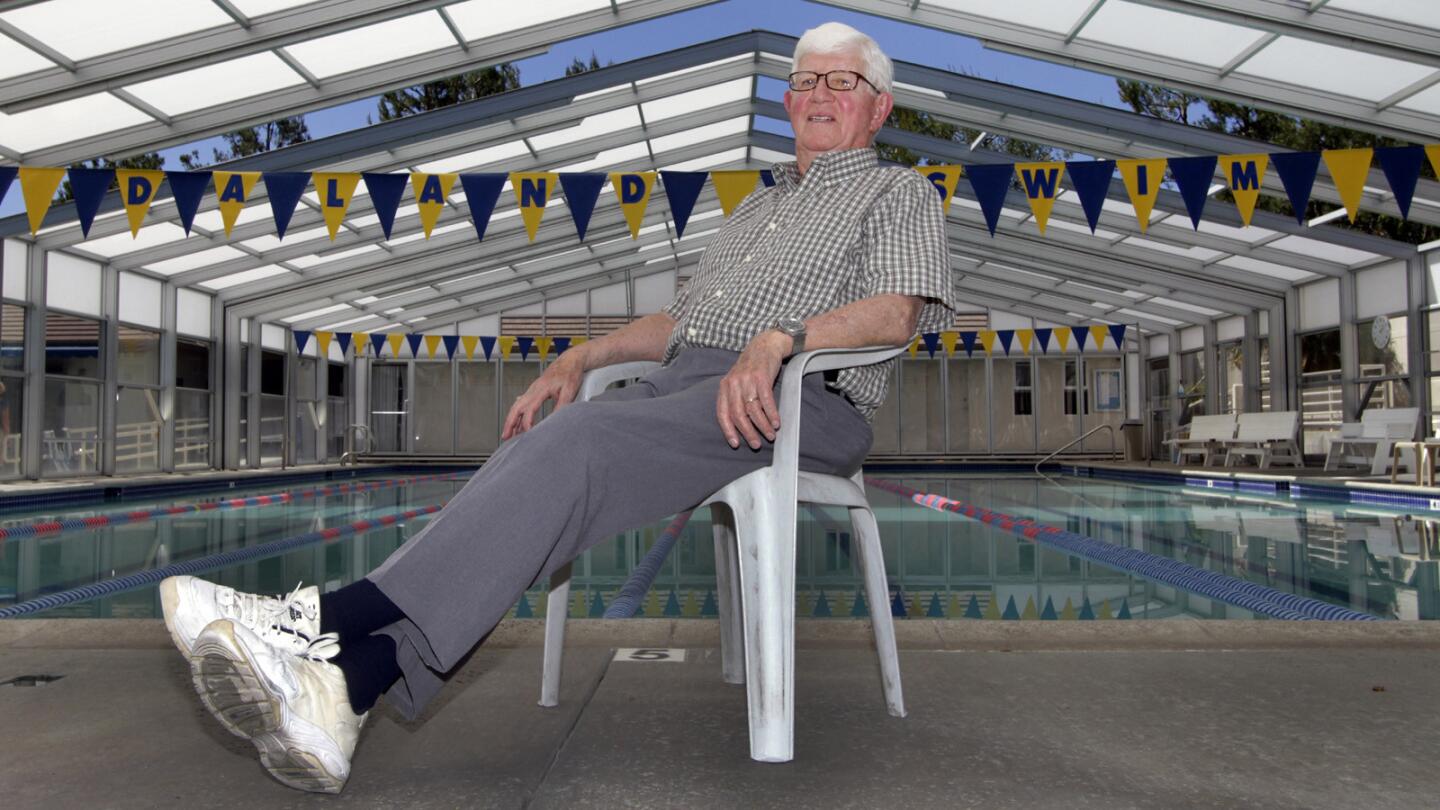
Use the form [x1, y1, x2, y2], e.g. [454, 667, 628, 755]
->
[1015, 162, 1065, 234]
[610, 172, 655, 238]
[313, 172, 362, 240]
[213, 171, 260, 237]
[410, 173, 458, 238]
[1117, 159, 1167, 232]
[117, 169, 165, 237]
[1218, 154, 1268, 227]
[511, 172, 557, 241]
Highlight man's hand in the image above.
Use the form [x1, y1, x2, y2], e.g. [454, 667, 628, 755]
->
[502, 351, 585, 440]
[717, 330, 791, 449]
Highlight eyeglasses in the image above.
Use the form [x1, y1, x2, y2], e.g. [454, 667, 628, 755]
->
[787, 70, 879, 93]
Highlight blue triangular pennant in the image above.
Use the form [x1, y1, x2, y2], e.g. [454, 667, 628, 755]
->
[701, 590, 719, 617]
[362, 173, 407, 239]
[1001, 595, 1020, 620]
[921, 332, 940, 357]
[964, 163, 1013, 236]
[996, 329, 1014, 355]
[336, 332, 353, 355]
[293, 330, 312, 353]
[165, 171, 211, 236]
[514, 593, 533, 618]
[261, 172, 309, 239]
[588, 591, 606, 617]
[891, 590, 907, 617]
[480, 335, 497, 361]
[1065, 159, 1114, 233]
[405, 333, 423, 357]
[369, 333, 387, 357]
[1375, 146, 1424, 221]
[1073, 325, 1090, 352]
[663, 590, 682, 617]
[1108, 323, 1127, 349]
[1040, 596, 1057, 620]
[66, 168, 114, 237]
[927, 592, 945, 617]
[659, 171, 707, 238]
[1034, 327, 1052, 354]
[1117, 599, 1132, 619]
[558, 173, 605, 241]
[812, 590, 831, 617]
[441, 335, 459, 359]
[552, 336, 572, 355]
[1270, 151, 1321, 225]
[851, 589, 869, 617]
[963, 595, 983, 619]
[960, 331, 978, 357]
[1078, 597, 1095, 620]
[459, 173, 506, 242]
[516, 336, 534, 360]
[1167, 155, 1217, 229]
[0, 166, 15, 208]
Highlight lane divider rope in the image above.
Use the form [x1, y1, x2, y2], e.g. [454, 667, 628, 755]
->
[604, 511, 694, 618]
[0, 503, 445, 618]
[0, 471, 472, 543]
[867, 478, 1381, 622]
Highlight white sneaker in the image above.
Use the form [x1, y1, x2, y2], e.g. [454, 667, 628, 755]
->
[189, 618, 365, 794]
[160, 576, 324, 657]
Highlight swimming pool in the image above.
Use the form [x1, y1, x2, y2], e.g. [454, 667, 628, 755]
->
[1, 469, 1435, 621]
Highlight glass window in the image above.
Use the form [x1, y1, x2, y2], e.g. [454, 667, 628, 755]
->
[177, 338, 210, 390]
[457, 362, 498, 453]
[414, 363, 454, 454]
[44, 311, 101, 378]
[43, 378, 101, 475]
[899, 359, 943, 453]
[1257, 338, 1271, 411]
[1299, 329, 1342, 455]
[174, 388, 210, 469]
[1356, 314, 1410, 411]
[117, 325, 160, 386]
[259, 395, 285, 466]
[1, 302, 24, 373]
[327, 362, 347, 397]
[0, 375, 22, 479]
[296, 356, 317, 401]
[260, 349, 285, 396]
[1013, 360, 1033, 416]
[115, 387, 162, 473]
[1179, 350, 1206, 422]
[945, 358, 986, 453]
[1218, 341, 1243, 414]
[1063, 360, 1078, 416]
[370, 363, 407, 453]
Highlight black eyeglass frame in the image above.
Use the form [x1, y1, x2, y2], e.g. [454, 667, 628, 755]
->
[786, 70, 881, 93]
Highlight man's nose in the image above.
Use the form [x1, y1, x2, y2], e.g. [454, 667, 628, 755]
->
[810, 78, 837, 102]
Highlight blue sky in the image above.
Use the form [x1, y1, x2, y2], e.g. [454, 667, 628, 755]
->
[0, 0, 1123, 219]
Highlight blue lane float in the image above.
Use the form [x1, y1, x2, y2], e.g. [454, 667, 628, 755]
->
[603, 510, 693, 618]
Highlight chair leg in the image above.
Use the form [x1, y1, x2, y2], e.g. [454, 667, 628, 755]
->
[711, 506, 745, 685]
[539, 561, 572, 707]
[731, 482, 798, 763]
[850, 505, 906, 718]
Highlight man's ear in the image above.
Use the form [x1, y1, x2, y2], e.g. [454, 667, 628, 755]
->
[871, 92, 894, 133]
[783, 89, 795, 117]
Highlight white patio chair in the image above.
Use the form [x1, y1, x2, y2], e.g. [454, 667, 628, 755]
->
[538, 346, 907, 763]
[1324, 407, 1420, 475]
[1164, 413, 1236, 467]
[1223, 411, 1303, 469]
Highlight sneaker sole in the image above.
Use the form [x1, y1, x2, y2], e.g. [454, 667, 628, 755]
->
[188, 624, 346, 794]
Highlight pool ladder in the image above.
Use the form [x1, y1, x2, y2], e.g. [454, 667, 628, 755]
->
[339, 424, 373, 466]
[1034, 424, 1118, 474]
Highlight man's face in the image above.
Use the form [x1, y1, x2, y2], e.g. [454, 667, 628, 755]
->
[783, 49, 893, 168]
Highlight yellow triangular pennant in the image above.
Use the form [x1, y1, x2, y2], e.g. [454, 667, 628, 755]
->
[116, 169, 165, 237]
[18, 167, 66, 235]
[424, 334, 442, 359]
[213, 171, 260, 237]
[461, 335, 479, 360]
[386, 333, 404, 357]
[313, 172, 362, 241]
[410, 172, 458, 238]
[1060, 598, 1077, 621]
[916, 165, 964, 214]
[511, 172, 557, 241]
[1054, 326, 1072, 352]
[1021, 595, 1037, 620]
[1015, 328, 1033, 355]
[1097, 599, 1113, 620]
[907, 337, 921, 358]
[315, 331, 333, 357]
[1089, 324, 1109, 351]
[983, 595, 1000, 620]
[940, 330, 958, 357]
[711, 170, 759, 217]
[1218, 154, 1268, 227]
[609, 172, 656, 238]
[978, 330, 996, 355]
[535, 336, 553, 360]
[1117, 158, 1167, 233]
[1014, 162, 1065, 234]
[1427, 144, 1440, 184]
[1322, 148, 1372, 223]
[498, 335, 517, 360]
[352, 332, 367, 356]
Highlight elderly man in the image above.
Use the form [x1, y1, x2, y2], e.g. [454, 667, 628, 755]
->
[162, 21, 957, 793]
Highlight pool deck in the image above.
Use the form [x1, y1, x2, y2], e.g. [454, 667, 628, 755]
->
[4, 619, 1439, 809]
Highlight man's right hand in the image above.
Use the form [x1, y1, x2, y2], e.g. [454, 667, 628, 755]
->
[501, 351, 586, 440]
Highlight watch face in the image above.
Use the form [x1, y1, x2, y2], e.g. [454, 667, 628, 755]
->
[778, 316, 805, 335]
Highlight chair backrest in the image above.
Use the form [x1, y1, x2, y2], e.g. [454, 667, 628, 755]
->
[1187, 413, 1237, 442]
[1234, 411, 1298, 442]
[1358, 407, 1420, 439]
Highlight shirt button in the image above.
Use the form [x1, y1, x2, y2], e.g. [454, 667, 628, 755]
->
[767, 222, 777, 231]
[714, 289, 724, 298]
[743, 255, 752, 263]
[687, 327, 697, 338]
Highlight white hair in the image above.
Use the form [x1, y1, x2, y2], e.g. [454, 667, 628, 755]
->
[792, 22, 894, 95]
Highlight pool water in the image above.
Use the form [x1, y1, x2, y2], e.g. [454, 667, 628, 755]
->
[1, 470, 1435, 621]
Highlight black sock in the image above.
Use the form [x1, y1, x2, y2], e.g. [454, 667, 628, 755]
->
[331, 634, 401, 714]
[319, 578, 406, 642]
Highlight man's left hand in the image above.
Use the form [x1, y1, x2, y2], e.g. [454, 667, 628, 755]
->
[717, 330, 790, 449]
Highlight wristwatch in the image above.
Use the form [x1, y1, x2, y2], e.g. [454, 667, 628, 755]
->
[774, 316, 806, 356]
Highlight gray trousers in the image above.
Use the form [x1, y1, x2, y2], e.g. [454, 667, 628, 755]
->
[370, 348, 873, 719]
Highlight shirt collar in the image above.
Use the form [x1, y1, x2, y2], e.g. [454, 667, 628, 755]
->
[772, 148, 879, 191]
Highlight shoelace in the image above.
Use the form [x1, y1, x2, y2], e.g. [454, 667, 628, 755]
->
[219, 583, 339, 661]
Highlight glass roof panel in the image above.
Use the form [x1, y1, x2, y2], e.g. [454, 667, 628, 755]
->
[415, 140, 530, 173]
[0, 0, 233, 61]
[1326, 0, 1440, 31]
[240, 226, 330, 253]
[1080, 0, 1265, 70]
[529, 106, 643, 151]
[72, 222, 191, 258]
[198, 264, 295, 291]
[661, 147, 746, 173]
[1192, 219, 1278, 244]
[0, 91, 152, 153]
[1235, 36, 1434, 103]
[1118, 236, 1220, 262]
[283, 11, 455, 80]
[923, 0, 1095, 35]
[1396, 80, 1440, 115]
[225, 0, 319, 17]
[641, 78, 749, 123]
[145, 245, 248, 276]
[636, 53, 752, 88]
[1116, 307, 1182, 326]
[750, 146, 794, 166]
[445, 0, 609, 41]
[287, 245, 382, 269]
[1266, 235, 1381, 266]
[1146, 296, 1223, 317]
[191, 205, 269, 233]
[123, 52, 303, 116]
[1216, 255, 1315, 283]
[284, 303, 353, 324]
[0, 32, 57, 80]
[551, 141, 652, 174]
[649, 116, 748, 155]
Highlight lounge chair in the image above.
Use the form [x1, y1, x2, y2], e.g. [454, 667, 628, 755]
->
[1164, 413, 1236, 467]
[1223, 411, 1302, 469]
[1324, 407, 1420, 476]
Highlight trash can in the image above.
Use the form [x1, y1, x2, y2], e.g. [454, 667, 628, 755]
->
[1120, 420, 1144, 462]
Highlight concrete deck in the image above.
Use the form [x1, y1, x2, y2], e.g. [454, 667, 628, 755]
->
[3, 619, 1439, 808]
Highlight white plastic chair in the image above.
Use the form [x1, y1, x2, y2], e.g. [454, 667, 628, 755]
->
[538, 346, 907, 763]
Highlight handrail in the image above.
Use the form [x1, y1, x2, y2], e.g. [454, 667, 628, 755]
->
[339, 423, 373, 466]
[1034, 423, 1118, 474]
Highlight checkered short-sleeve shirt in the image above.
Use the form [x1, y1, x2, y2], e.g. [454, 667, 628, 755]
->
[661, 148, 957, 421]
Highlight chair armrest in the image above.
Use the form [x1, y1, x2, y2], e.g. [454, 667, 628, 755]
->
[1339, 423, 1363, 438]
[578, 361, 663, 402]
[772, 344, 907, 468]
[1385, 422, 1415, 439]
